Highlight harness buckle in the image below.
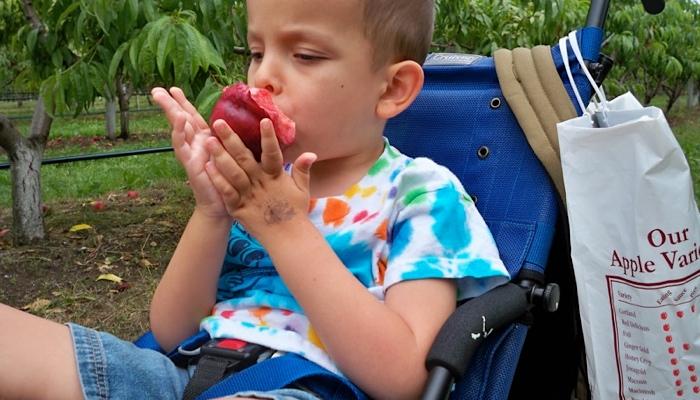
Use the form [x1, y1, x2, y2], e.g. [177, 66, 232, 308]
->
[181, 339, 272, 400]
[199, 338, 272, 371]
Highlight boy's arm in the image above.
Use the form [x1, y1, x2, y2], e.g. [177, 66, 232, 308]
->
[260, 219, 455, 400]
[150, 87, 233, 351]
[149, 209, 231, 352]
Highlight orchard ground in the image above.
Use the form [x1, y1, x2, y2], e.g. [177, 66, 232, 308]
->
[0, 184, 192, 340]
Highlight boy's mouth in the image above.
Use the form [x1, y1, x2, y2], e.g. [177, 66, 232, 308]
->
[209, 82, 296, 160]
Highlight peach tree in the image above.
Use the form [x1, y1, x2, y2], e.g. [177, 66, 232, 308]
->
[0, 0, 247, 244]
[605, 0, 700, 113]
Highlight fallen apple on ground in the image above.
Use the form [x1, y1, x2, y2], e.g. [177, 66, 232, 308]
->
[90, 200, 106, 211]
[209, 82, 295, 160]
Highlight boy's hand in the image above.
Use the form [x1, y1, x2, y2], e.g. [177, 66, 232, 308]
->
[205, 118, 316, 238]
[151, 87, 230, 219]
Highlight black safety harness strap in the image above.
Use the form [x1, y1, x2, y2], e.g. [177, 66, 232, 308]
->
[182, 355, 233, 400]
[181, 339, 272, 400]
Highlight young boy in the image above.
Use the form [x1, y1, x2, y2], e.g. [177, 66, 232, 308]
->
[0, 1, 508, 399]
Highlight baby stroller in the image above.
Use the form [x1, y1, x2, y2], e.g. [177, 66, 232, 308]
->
[135, 0, 666, 398]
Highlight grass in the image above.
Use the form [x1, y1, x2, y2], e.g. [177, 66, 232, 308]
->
[5, 111, 169, 143]
[0, 94, 158, 118]
[676, 126, 700, 200]
[0, 100, 178, 207]
[35, 112, 167, 140]
[659, 97, 700, 200]
[0, 154, 186, 206]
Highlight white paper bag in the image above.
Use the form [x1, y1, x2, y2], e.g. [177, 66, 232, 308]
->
[558, 31, 700, 400]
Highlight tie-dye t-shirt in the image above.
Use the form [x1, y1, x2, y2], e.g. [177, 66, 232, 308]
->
[200, 139, 509, 374]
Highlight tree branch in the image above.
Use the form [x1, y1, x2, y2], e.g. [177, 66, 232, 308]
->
[27, 97, 52, 147]
[0, 114, 22, 156]
[20, 0, 46, 35]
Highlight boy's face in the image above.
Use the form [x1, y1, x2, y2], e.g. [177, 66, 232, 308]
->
[246, 0, 387, 163]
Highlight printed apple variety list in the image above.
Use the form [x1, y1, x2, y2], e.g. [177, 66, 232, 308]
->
[607, 264, 699, 399]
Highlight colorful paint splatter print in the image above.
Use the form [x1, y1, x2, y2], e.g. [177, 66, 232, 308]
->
[200, 139, 509, 374]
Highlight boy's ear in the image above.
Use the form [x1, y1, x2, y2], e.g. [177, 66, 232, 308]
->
[376, 60, 424, 120]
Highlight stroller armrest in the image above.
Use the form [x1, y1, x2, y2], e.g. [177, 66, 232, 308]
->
[422, 282, 530, 399]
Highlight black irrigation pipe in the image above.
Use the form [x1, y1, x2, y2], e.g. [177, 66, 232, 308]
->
[0, 146, 174, 170]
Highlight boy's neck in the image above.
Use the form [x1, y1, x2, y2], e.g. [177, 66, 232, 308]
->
[309, 137, 386, 198]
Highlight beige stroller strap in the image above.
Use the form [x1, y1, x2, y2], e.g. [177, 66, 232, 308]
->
[494, 46, 576, 203]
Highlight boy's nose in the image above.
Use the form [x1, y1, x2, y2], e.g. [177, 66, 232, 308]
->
[251, 59, 280, 94]
[257, 83, 275, 93]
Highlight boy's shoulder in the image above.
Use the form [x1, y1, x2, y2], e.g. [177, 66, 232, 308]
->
[379, 140, 468, 202]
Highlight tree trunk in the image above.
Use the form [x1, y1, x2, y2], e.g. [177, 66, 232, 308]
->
[644, 80, 662, 106]
[105, 97, 117, 140]
[665, 84, 684, 115]
[688, 80, 699, 109]
[0, 97, 52, 244]
[117, 76, 131, 140]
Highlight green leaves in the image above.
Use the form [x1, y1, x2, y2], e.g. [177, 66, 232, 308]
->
[195, 78, 225, 121]
[126, 15, 225, 89]
[433, 0, 700, 114]
[664, 57, 683, 80]
[156, 25, 175, 78]
[606, 0, 700, 111]
[108, 42, 129, 82]
[26, 29, 39, 53]
[8, 0, 248, 120]
[40, 61, 104, 116]
[433, 0, 587, 55]
[56, 2, 80, 29]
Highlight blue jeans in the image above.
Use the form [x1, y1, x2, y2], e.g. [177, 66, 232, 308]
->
[67, 323, 320, 399]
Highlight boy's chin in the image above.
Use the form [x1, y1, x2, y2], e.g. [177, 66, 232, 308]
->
[281, 143, 317, 165]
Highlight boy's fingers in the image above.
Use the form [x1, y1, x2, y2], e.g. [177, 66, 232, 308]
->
[292, 153, 317, 192]
[206, 137, 252, 192]
[169, 108, 194, 147]
[259, 119, 283, 174]
[211, 120, 259, 178]
[183, 119, 196, 147]
[153, 88, 209, 147]
[205, 161, 240, 209]
[171, 112, 188, 153]
[151, 87, 184, 126]
[169, 87, 209, 130]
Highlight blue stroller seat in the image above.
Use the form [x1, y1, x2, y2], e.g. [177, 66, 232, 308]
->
[384, 27, 602, 400]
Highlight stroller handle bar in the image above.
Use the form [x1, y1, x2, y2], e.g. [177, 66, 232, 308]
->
[586, 0, 665, 29]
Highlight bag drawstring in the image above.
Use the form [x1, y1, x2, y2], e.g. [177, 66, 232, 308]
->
[559, 30, 610, 127]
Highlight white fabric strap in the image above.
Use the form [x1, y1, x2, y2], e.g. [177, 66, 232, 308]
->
[567, 31, 608, 111]
[559, 36, 587, 114]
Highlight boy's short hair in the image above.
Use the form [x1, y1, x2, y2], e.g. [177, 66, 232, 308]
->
[362, 0, 435, 67]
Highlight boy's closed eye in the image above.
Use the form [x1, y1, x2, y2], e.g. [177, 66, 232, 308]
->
[247, 52, 327, 63]
[249, 52, 263, 62]
[294, 53, 326, 62]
